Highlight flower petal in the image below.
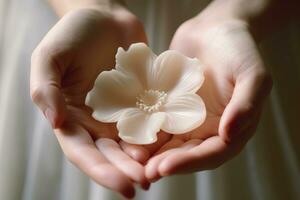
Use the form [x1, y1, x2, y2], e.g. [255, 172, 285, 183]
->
[117, 108, 166, 145]
[150, 50, 204, 97]
[85, 70, 143, 122]
[116, 43, 157, 89]
[161, 94, 206, 134]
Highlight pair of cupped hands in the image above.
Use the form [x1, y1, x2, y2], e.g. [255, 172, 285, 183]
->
[30, 6, 272, 199]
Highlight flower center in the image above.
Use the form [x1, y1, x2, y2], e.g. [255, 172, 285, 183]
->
[136, 90, 167, 113]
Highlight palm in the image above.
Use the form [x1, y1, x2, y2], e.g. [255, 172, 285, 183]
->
[31, 8, 151, 196]
[124, 19, 271, 180]
[170, 20, 249, 141]
[50, 10, 121, 108]
[55, 12, 238, 182]
[48, 8, 147, 139]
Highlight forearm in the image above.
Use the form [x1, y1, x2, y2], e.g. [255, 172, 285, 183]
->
[200, 0, 299, 39]
[48, 0, 125, 17]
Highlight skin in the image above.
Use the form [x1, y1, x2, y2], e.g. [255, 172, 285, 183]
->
[31, 2, 149, 198]
[123, 0, 299, 181]
[30, 0, 299, 198]
[144, 15, 272, 180]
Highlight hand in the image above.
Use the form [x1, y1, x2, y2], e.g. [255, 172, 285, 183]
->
[30, 6, 149, 198]
[146, 17, 273, 178]
[140, 13, 272, 180]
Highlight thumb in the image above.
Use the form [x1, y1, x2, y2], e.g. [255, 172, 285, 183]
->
[219, 67, 272, 142]
[30, 48, 66, 128]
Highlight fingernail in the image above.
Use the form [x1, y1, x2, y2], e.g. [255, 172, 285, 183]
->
[45, 109, 56, 128]
[141, 181, 151, 190]
[122, 187, 135, 199]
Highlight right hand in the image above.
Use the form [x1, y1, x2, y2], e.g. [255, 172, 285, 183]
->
[30, 6, 149, 198]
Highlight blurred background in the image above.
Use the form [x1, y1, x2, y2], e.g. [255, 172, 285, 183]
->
[0, 0, 299, 200]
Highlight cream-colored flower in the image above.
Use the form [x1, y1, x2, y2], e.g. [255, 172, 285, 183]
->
[86, 43, 206, 144]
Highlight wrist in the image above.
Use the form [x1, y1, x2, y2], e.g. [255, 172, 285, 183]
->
[197, 1, 262, 20]
[48, 0, 146, 47]
[198, 0, 299, 40]
[48, 0, 126, 17]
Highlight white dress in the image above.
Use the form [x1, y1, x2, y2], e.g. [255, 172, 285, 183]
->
[0, 0, 299, 200]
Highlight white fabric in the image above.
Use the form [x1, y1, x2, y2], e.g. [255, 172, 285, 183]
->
[0, 0, 299, 200]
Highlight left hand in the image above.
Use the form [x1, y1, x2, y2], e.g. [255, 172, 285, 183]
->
[144, 15, 273, 179]
[122, 11, 273, 181]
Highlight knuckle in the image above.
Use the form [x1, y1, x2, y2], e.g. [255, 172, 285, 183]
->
[30, 86, 43, 104]
[31, 44, 59, 65]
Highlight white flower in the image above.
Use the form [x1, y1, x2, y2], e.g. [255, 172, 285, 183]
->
[86, 43, 206, 144]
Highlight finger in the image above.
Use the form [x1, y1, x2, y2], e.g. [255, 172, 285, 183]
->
[145, 139, 183, 182]
[158, 136, 244, 176]
[153, 137, 185, 156]
[219, 66, 272, 142]
[96, 138, 150, 190]
[30, 47, 66, 128]
[120, 132, 171, 163]
[119, 141, 150, 164]
[54, 123, 135, 198]
[145, 139, 201, 182]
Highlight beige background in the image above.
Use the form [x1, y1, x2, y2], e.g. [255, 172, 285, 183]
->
[0, 0, 299, 199]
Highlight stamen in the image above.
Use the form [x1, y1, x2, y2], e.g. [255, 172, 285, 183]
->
[136, 89, 167, 113]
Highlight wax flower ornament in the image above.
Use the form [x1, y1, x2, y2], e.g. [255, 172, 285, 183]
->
[86, 43, 206, 144]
